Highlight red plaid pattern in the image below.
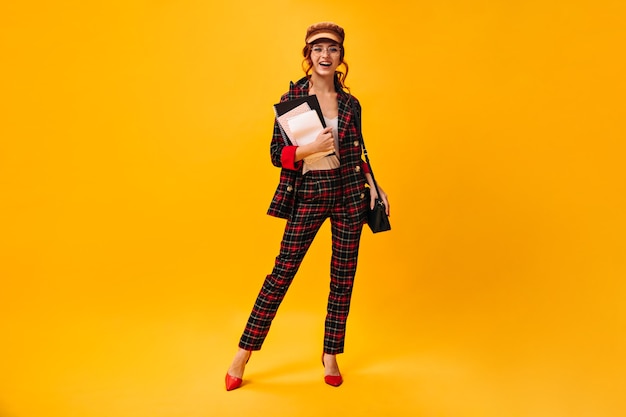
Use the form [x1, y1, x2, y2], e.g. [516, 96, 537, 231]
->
[239, 169, 363, 354]
[238, 76, 369, 355]
[267, 77, 369, 224]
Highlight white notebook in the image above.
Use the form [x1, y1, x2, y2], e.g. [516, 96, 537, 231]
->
[286, 109, 333, 163]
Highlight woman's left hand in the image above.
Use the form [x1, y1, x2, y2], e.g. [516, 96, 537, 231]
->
[370, 184, 390, 216]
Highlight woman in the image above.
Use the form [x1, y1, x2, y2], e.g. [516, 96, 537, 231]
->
[225, 21, 389, 390]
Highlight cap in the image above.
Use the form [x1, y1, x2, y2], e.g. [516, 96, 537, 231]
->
[305, 21, 345, 45]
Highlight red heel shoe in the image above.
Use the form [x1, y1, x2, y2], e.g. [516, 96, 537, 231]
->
[225, 373, 243, 391]
[321, 354, 343, 387]
[225, 350, 252, 391]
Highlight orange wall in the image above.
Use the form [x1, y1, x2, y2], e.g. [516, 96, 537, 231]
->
[1, 1, 625, 416]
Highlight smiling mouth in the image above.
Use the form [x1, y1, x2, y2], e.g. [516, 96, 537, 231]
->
[320, 62, 332, 67]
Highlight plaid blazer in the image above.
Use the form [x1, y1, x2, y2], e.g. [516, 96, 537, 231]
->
[267, 76, 369, 225]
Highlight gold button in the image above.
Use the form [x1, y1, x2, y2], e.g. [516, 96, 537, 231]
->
[353, 141, 359, 147]
[355, 166, 361, 172]
[287, 186, 293, 192]
[360, 193, 365, 199]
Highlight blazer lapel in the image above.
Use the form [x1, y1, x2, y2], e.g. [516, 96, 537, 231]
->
[337, 92, 353, 147]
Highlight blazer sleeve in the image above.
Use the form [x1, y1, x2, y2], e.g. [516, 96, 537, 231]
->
[270, 95, 303, 171]
[361, 160, 371, 174]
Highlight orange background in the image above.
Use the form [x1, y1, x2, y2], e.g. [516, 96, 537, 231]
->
[1, 1, 625, 416]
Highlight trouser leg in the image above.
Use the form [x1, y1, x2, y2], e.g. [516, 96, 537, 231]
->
[239, 196, 329, 351]
[323, 209, 363, 354]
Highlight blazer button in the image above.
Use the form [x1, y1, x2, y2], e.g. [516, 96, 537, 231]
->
[360, 192, 365, 199]
[353, 140, 359, 147]
[287, 185, 293, 192]
[355, 166, 361, 173]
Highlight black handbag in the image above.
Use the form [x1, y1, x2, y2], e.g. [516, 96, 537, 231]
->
[364, 187, 391, 233]
[350, 99, 391, 233]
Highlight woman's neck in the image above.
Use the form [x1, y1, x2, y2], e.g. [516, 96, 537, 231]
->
[309, 73, 335, 94]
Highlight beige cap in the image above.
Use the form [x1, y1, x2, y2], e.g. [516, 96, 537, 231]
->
[305, 21, 345, 44]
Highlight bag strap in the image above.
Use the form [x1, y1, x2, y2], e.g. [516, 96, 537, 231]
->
[349, 97, 383, 199]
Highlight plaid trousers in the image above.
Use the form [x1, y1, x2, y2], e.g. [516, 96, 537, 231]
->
[239, 168, 363, 354]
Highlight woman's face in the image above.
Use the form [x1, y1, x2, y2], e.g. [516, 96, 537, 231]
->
[309, 41, 342, 77]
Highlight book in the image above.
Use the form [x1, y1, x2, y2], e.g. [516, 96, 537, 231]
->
[275, 102, 313, 145]
[273, 95, 333, 162]
[273, 95, 326, 128]
[287, 109, 332, 163]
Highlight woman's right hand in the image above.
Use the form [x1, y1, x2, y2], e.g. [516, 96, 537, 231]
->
[295, 127, 335, 162]
[312, 126, 335, 154]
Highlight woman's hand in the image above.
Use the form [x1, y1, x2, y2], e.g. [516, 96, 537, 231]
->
[295, 127, 335, 162]
[312, 126, 335, 154]
[367, 178, 390, 216]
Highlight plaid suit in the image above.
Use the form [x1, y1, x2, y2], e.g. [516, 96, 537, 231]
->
[239, 76, 370, 354]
